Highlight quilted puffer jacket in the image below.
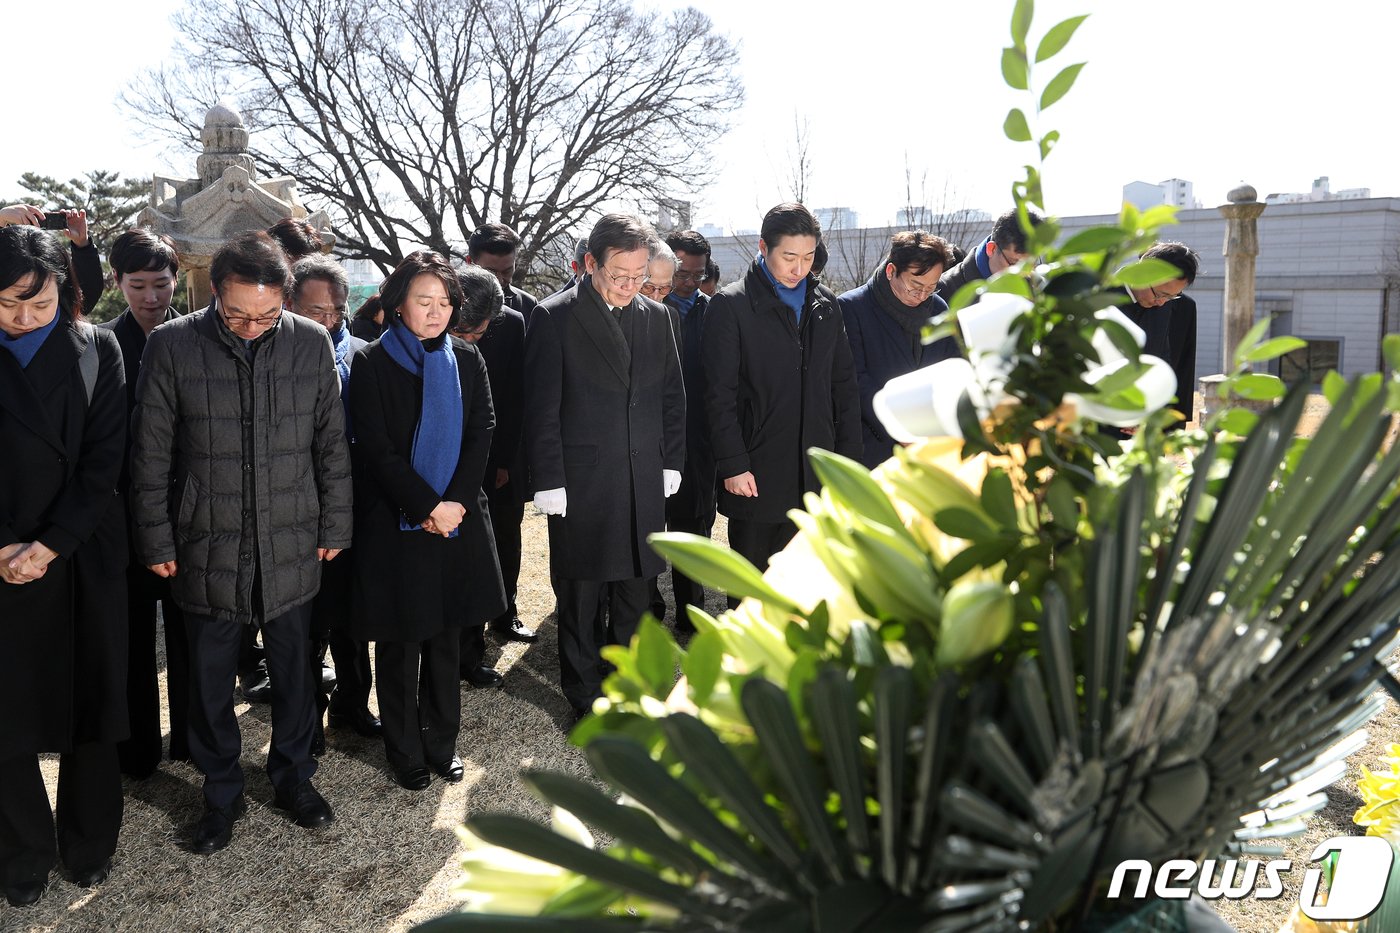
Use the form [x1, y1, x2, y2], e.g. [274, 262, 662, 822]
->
[129, 307, 352, 624]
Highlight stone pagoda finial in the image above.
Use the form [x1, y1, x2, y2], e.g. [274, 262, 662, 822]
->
[197, 101, 256, 188]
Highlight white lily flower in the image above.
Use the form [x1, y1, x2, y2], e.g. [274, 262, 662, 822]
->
[873, 292, 1177, 440]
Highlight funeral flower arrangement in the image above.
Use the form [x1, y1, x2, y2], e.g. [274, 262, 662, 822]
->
[424, 5, 1400, 930]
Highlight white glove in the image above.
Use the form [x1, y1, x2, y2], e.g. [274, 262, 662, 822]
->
[663, 469, 682, 497]
[534, 487, 567, 516]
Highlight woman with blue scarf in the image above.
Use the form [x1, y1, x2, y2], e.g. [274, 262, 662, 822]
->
[347, 251, 504, 791]
[0, 226, 129, 905]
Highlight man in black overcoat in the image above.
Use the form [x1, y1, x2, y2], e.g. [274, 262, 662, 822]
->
[1121, 241, 1201, 429]
[524, 214, 686, 718]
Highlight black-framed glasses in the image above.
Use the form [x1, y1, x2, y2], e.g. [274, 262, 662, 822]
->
[299, 306, 348, 327]
[1149, 284, 1184, 303]
[598, 266, 649, 287]
[223, 309, 283, 328]
[673, 269, 706, 283]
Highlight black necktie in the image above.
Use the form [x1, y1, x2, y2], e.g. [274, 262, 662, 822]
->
[611, 306, 623, 325]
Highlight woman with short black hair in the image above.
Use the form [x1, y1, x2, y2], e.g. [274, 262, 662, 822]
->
[0, 225, 129, 906]
[348, 251, 504, 790]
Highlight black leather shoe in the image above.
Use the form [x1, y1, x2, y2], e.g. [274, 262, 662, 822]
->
[431, 755, 465, 783]
[4, 878, 45, 907]
[240, 669, 272, 704]
[392, 766, 432, 791]
[274, 781, 335, 829]
[67, 859, 111, 888]
[328, 707, 383, 737]
[190, 795, 247, 854]
[490, 616, 539, 643]
[462, 665, 503, 688]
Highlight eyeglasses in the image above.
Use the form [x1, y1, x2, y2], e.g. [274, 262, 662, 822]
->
[597, 266, 650, 288]
[223, 310, 283, 328]
[672, 269, 706, 283]
[895, 277, 940, 300]
[1149, 285, 1184, 303]
[299, 306, 347, 327]
[640, 282, 673, 299]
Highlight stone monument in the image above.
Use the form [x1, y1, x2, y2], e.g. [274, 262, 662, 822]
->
[139, 101, 335, 312]
[1217, 183, 1267, 371]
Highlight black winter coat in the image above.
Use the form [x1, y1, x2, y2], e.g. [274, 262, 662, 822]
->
[1124, 294, 1198, 426]
[347, 336, 504, 641]
[476, 307, 526, 499]
[524, 277, 686, 580]
[703, 262, 862, 524]
[664, 292, 716, 520]
[129, 309, 354, 624]
[934, 247, 986, 305]
[0, 320, 129, 753]
[838, 279, 958, 468]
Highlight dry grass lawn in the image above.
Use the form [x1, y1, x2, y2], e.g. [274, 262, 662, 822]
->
[9, 491, 1397, 933]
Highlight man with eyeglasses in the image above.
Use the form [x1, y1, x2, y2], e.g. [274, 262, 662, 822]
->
[839, 231, 960, 468]
[524, 213, 686, 722]
[936, 208, 1043, 305]
[1122, 241, 1200, 428]
[287, 256, 381, 750]
[130, 231, 352, 853]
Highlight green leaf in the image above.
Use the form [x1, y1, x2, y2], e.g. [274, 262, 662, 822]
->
[980, 469, 1019, 530]
[1113, 257, 1184, 288]
[808, 448, 905, 533]
[1003, 108, 1032, 143]
[848, 619, 891, 667]
[1217, 407, 1259, 435]
[1045, 474, 1080, 530]
[808, 668, 870, 856]
[1243, 336, 1307, 363]
[921, 319, 958, 345]
[983, 272, 1033, 299]
[1322, 370, 1346, 406]
[1385, 334, 1400, 371]
[1001, 47, 1029, 90]
[956, 391, 997, 456]
[634, 616, 678, 694]
[1097, 318, 1142, 363]
[1060, 227, 1125, 254]
[1138, 204, 1180, 229]
[934, 507, 1000, 542]
[873, 667, 914, 887]
[1387, 381, 1400, 412]
[649, 533, 800, 613]
[1039, 62, 1085, 111]
[1035, 14, 1088, 62]
[1232, 318, 1274, 367]
[1039, 130, 1060, 160]
[1011, 0, 1034, 49]
[941, 538, 1018, 583]
[681, 629, 722, 705]
[1234, 372, 1286, 401]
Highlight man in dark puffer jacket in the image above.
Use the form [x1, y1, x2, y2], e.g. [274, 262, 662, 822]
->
[130, 232, 352, 855]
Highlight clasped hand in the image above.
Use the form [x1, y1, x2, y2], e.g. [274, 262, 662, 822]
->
[422, 500, 466, 537]
[0, 541, 58, 585]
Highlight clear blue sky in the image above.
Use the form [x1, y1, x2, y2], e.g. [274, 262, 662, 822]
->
[7, 0, 1397, 233]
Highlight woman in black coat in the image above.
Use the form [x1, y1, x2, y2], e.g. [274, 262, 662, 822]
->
[837, 231, 960, 468]
[0, 226, 128, 906]
[348, 251, 503, 791]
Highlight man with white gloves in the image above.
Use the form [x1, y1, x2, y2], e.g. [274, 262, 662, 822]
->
[524, 214, 686, 719]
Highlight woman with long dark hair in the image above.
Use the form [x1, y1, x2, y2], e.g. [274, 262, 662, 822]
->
[348, 251, 503, 790]
[0, 226, 128, 906]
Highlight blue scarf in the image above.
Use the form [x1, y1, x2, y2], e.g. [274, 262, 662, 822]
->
[380, 320, 463, 536]
[331, 324, 352, 394]
[669, 289, 700, 317]
[0, 313, 61, 369]
[974, 235, 994, 279]
[758, 255, 807, 321]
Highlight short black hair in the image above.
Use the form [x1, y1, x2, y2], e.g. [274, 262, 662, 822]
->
[1142, 241, 1201, 285]
[665, 229, 711, 261]
[211, 231, 294, 297]
[467, 223, 522, 260]
[292, 255, 349, 303]
[0, 225, 83, 323]
[587, 214, 656, 267]
[354, 293, 382, 325]
[379, 250, 463, 327]
[110, 227, 180, 280]
[990, 208, 1044, 253]
[812, 241, 829, 278]
[703, 258, 720, 283]
[455, 266, 505, 333]
[887, 230, 954, 276]
[760, 202, 822, 248]
[265, 217, 324, 262]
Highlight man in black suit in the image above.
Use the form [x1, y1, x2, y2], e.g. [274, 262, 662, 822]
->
[525, 214, 686, 718]
[1122, 241, 1200, 428]
[466, 224, 540, 645]
[935, 209, 1043, 305]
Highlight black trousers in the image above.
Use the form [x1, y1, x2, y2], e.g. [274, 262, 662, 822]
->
[118, 565, 189, 777]
[376, 628, 461, 772]
[665, 507, 715, 614]
[310, 551, 372, 715]
[487, 479, 525, 626]
[556, 577, 648, 712]
[186, 603, 317, 809]
[0, 743, 121, 886]
[725, 518, 796, 609]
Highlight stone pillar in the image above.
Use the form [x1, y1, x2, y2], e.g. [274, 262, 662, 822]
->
[1217, 184, 1266, 371]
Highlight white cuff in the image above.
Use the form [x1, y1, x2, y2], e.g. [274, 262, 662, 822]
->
[534, 487, 567, 516]
[663, 469, 682, 497]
